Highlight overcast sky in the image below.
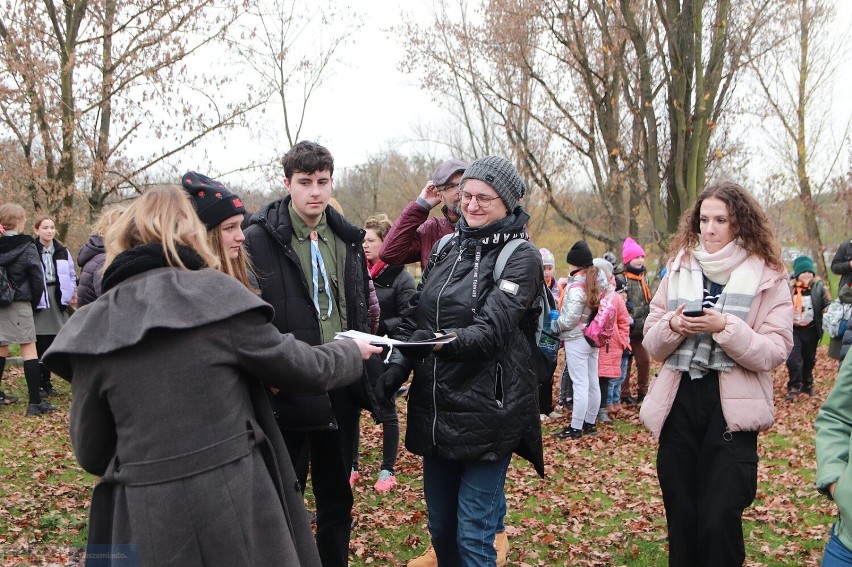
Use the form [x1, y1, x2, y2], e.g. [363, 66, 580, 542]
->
[184, 0, 852, 192]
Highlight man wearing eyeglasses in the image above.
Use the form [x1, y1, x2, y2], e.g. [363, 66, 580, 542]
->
[380, 159, 468, 269]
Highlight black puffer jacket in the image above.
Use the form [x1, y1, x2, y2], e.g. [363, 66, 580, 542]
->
[392, 210, 545, 476]
[76, 235, 106, 307]
[245, 197, 371, 343]
[0, 234, 44, 309]
[244, 197, 377, 429]
[832, 239, 852, 291]
[372, 264, 415, 338]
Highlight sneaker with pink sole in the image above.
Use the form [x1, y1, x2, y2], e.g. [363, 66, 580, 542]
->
[374, 470, 397, 492]
[349, 468, 359, 487]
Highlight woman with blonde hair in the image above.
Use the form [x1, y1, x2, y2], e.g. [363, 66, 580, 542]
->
[0, 204, 51, 413]
[640, 182, 793, 566]
[77, 203, 127, 307]
[43, 185, 380, 566]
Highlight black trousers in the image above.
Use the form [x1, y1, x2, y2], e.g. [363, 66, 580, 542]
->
[657, 372, 758, 567]
[786, 324, 820, 393]
[282, 387, 359, 567]
[35, 334, 56, 387]
[538, 356, 557, 414]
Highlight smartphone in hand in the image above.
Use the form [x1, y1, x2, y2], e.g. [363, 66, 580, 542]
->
[683, 309, 705, 318]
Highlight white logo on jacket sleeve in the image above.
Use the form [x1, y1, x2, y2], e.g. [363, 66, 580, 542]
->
[499, 279, 519, 295]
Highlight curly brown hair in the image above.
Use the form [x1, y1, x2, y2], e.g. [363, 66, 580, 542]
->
[667, 182, 783, 271]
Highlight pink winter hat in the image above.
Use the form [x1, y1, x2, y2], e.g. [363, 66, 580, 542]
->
[622, 237, 645, 265]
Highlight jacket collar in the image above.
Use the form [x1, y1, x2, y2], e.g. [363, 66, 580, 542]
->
[0, 233, 33, 252]
[43, 268, 273, 380]
[252, 196, 364, 245]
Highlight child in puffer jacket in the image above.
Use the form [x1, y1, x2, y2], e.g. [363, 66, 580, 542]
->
[593, 258, 631, 423]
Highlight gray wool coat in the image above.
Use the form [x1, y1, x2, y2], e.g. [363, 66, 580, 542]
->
[43, 267, 364, 567]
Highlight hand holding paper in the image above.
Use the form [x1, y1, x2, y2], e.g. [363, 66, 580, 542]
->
[334, 329, 457, 348]
[401, 330, 438, 359]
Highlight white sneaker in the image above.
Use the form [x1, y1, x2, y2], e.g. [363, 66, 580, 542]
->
[547, 410, 561, 419]
[539, 413, 548, 421]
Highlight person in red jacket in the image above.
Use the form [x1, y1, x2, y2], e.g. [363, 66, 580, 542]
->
[379, 159, 467, 269]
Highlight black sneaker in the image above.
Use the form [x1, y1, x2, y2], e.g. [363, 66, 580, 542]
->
[801, 387, 813, 396]
[25, 400, 57, 415]
[785, 389, 800, 402]
[621, 396, 637, 405]
[555, 426, 583, 440]
[0, 390, 19, 405]
[637, 394, 646, 404]
[582, 422, 599, 436]
[40, 385, 59, 397]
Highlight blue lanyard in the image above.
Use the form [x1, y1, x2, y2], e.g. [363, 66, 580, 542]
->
[310, 231, 333, 319]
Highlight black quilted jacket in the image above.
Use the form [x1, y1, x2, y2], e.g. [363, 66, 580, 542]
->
[392, 210, 544, 476]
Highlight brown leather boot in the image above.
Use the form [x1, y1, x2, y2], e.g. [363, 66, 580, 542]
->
[495, 530, 509, 566]
[406, 546, 437, 567]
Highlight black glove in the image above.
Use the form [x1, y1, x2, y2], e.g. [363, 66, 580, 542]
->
[376, 363, 410, 400]
[377, 320, 389, 337]
[399, 329, 437, 360]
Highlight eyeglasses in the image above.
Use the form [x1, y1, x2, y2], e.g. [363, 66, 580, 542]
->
[459, 190, 498, 208]
[435, 182, 460, 194]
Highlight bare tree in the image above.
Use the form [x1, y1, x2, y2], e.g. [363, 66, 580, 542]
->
[748, 0, 850, 279]
[333, 150, 433, 226]
[399, 0, 780, 253]
[0, 0, 262, 237]
[231, 0, 360, 154]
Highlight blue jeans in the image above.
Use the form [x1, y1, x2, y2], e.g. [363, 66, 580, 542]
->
[423, 455, 510, 567]
[608, 351, 630, 406]
[823, 527, 852, 566]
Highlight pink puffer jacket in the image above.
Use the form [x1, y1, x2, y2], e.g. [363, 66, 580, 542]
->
[598, 291, 631, 379]
[639, 261, 793, 439]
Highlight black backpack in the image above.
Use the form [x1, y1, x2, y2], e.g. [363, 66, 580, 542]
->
[0, 265, 16, 306]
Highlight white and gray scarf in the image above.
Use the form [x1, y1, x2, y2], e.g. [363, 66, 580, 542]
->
[664, 241, 764, 379]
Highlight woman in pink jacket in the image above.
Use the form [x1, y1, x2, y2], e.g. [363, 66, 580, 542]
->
[639, 182, 793, 567]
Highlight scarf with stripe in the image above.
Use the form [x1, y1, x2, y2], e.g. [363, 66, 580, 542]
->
[791, 279, 812, 324]
[625, 269, 651, 302]
[664, 241, 764, 379]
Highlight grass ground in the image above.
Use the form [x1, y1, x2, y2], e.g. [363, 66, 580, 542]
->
[0, 349, 841, 566]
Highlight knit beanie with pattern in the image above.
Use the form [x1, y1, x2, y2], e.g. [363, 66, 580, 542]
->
[182, 171, 246, 230]
[461, 156, 526, 211]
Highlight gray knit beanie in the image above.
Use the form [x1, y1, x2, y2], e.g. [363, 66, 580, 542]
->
[460, 155, 526, 211]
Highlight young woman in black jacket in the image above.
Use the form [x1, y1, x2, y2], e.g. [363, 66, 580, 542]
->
[351, 213, 416, 493]
[0, 204, 52, 414]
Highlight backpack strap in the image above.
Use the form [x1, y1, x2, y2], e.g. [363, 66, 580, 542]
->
[494, 238, 530, 280]
[436, 233, 455, 257]
[421, 232, 458, 285]
[493, 238, 555, 342]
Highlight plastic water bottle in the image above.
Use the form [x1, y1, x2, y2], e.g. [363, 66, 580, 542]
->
[548, 309, 560, 335]
[539, 309, 560, 360]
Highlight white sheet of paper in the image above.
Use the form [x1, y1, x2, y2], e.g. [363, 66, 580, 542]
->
[334, 330, 457, 347]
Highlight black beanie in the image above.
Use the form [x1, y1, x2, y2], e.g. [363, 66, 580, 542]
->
[182, 171, 246, 230]
[566, 240, 593, 271]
